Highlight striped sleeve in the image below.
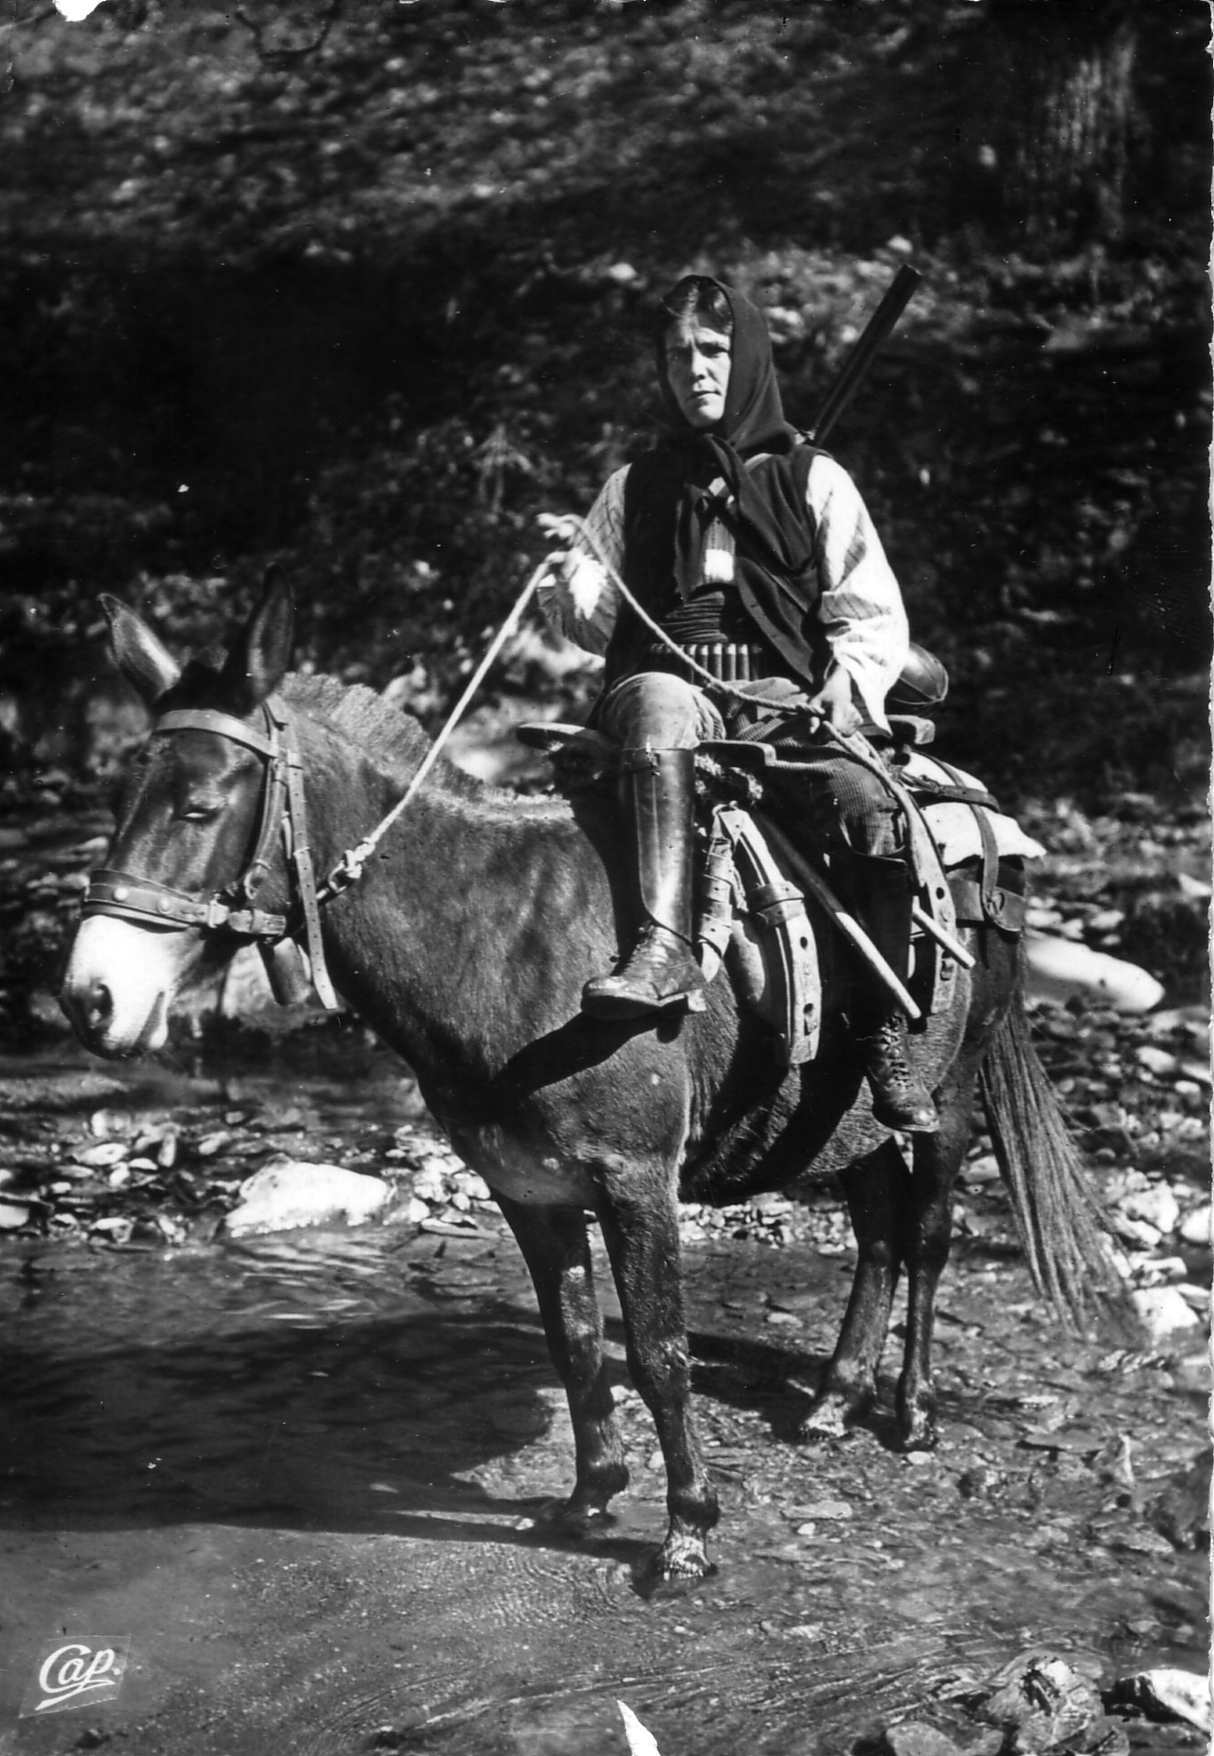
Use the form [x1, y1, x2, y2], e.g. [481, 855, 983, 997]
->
[535, 466, 628, 656]
[807, 453, 909, 732]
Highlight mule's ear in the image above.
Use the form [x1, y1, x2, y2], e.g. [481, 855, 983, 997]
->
[101, 593, 181, 706]
[221, 570, 295, 712]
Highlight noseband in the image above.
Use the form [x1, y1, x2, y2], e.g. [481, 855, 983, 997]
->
[82, 695, 339, 1010]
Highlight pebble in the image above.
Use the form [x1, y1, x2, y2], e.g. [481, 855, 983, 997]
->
[1129, 1255, 1187, 1288]
[1134, 1045, 1181, 1079]
[1119, 1185, 1180, 1235]
[1129, 1286, 1201, 1341]
[411, 1167, 450, 1204]
[1178, 1204, 1211, 1247]
[787, 1499, 853, 1521]
[1111, 1214, 1161, 1251]
[70, 1141, 129, 1169]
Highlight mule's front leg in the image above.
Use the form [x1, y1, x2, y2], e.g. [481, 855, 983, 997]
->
[497, 1196, 628, 1531]
[598, 1185, 719, 1583]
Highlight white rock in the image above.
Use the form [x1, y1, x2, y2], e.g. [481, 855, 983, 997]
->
[1135, 1045, 1181, 1078]
[1129, 1286, 1201, 1341]
[70, 1141, 130, 1169]
[1130, 1255, 1188, 1288]
[1113, 1668, 1212, 1734]
[1112, 1215, 1163, 1251]
[618, 1702, 663, 1756]
[1024, 933, 1164, 1013]
[1179, 1204, 1212, 1247]
[1120, 1186, 1180, 1235]
[411, 1167, 450, 1204]
[224, 1158, 392, 1237]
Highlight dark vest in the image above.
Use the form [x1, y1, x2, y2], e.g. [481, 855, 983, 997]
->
[605, 442, 829, 688]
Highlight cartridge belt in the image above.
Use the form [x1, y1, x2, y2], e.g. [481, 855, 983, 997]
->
[644, 640, 775, 686]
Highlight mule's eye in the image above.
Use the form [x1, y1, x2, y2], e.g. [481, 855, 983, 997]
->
[179, 801, 222, 824]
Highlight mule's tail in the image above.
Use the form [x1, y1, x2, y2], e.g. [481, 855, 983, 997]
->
[978, 956, 1126, 1329]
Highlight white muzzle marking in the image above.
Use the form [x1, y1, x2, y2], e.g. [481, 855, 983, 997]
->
[61, 916, 183, 1058]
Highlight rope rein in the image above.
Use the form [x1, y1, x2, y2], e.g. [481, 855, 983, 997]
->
[551, 511, 918, 803]
[544, 511, 820, 717]
[320, 508, 912, 900]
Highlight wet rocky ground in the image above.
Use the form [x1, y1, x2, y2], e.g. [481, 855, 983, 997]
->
[0, 1134, 1209, 1756]
[0, 781, 1209, 1754]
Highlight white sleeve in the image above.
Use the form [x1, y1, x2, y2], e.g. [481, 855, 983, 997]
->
[807, 453, 909, 732]
[535, 466, 628, 656]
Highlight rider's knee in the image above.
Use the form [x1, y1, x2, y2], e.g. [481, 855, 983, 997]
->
[597, 670, 716, 748]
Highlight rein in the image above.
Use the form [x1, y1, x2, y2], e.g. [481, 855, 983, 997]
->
[82, 695, 340, 1011]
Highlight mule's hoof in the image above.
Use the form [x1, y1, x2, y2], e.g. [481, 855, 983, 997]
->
[898, 1411, 939, 1454]
[798, 1388, 870, 1444]
[533, 1496, 618, 1538]
[637, 1538, 716, 1598]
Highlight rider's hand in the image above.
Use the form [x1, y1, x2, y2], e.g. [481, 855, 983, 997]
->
[536, 514, 582, 588]
[804, 668, 863, 736]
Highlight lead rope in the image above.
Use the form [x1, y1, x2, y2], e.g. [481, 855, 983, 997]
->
[318, 560, 548, 901]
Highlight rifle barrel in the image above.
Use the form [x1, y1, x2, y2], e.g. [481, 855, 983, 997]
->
[809, 264, 922, 445]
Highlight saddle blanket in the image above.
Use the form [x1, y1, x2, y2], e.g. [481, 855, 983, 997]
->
[899, 751, 1046, 867]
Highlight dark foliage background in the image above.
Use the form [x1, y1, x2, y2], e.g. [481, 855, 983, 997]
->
[0, 0, 1208, 810]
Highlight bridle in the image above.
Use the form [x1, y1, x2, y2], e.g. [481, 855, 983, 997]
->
[82, 694, 340, 1010]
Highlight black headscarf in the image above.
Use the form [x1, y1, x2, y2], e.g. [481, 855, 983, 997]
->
[652, 279, 810, 601]
[615, 278, 825, 686]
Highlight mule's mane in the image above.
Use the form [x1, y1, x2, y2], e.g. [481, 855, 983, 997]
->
[282, 672, 444, 782]
[280, 671, 562, 817]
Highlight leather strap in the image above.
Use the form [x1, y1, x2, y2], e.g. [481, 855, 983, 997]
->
[83, 868, 288, 937]
[273, 707, 340, 1011]
[156, 709, 279, 759]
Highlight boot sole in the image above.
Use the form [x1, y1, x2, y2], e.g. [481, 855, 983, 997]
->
[581, 987, 696, 1021]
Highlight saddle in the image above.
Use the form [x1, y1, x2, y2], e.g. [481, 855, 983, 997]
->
[518, 671, 1044, 1067]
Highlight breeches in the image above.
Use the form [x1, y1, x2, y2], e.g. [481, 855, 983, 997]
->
[594, 670, 902, 859]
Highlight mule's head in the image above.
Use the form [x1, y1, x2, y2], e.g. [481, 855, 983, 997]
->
[60, 577, 294, 1058]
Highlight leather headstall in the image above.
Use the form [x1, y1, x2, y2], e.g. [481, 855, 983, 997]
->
[82, 695, 340, 1010]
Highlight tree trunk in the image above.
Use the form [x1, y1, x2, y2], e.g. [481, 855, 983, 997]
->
[961, 0, 1138, 243]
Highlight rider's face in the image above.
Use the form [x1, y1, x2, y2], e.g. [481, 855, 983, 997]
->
[662, 317, 732, 431]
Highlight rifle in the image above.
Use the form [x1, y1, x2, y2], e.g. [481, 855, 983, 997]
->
[807, 263, 921, 446]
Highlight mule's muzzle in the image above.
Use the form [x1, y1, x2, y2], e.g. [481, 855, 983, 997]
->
[60, 917, 174, 1060]
[59, 973, 115, 1040]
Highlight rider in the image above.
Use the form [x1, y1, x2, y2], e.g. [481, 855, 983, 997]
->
[538, 273, 937, 1133]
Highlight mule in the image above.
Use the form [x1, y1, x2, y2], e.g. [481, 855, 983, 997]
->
[61, 578, 1116, 1582]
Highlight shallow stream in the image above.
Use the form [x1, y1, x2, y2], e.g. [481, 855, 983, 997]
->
[0, 1045, 1207, 1755]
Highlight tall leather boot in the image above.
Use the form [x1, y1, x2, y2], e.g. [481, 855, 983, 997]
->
[582, 747, 707, 1020]
[843, 852, 939, 1133]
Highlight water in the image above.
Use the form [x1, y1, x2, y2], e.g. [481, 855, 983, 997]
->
[0, 1044, 1207, 1755]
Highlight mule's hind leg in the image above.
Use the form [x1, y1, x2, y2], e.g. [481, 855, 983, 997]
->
[897, 1065, 975, 1450]
[497, 1197, 629, 1531]
[597, 1185, 719, 1583]
[800, 1137, 906, 1441]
